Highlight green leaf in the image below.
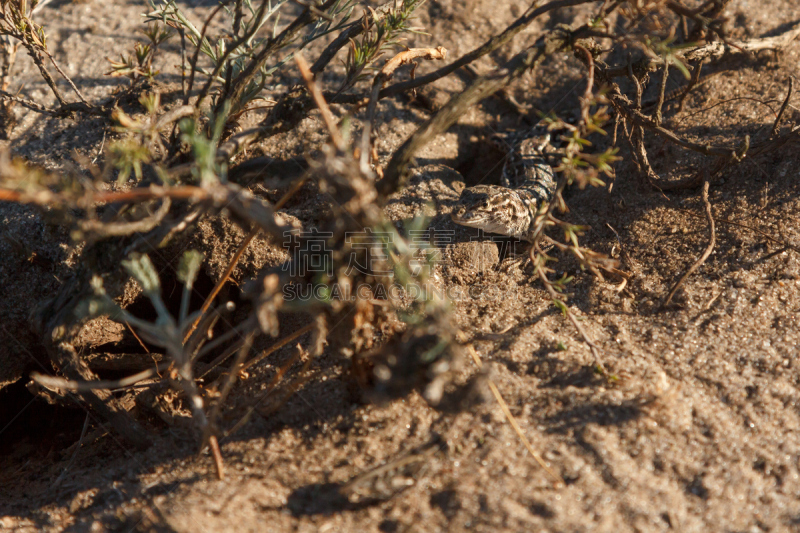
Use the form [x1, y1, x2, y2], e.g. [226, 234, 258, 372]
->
[122, 253, 161, 294]
[177, 250, 204, 287]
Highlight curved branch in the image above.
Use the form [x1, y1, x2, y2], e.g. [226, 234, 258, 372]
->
[662, 179, 715, 308]
[377, 0, 599, 100]
[379, 40, 559, 198]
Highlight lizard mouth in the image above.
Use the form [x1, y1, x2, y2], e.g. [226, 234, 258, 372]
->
[451, 209, 517, 236]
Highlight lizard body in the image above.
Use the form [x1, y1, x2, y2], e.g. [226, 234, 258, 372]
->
[450, 129, 556, 242]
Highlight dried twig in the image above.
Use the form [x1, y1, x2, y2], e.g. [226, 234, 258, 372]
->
[361, 46, 447, 173]
[296, 53, 343, 147]
[218, 0, 600, 162]
[654, 62, 669, 126]
[605, 82, 742, 157]
[182, 165, 310, 346]
[204, 333, 255, 481]
[182, 229, 257, 344]
[462, 339, 563, 486]
[380, 41, 555, 197]
[208, 435, 225, 480]
[602, 21, 800, 78]
[536, 268, 603, 366]
[377, 0, 598, 100]
[573, 43, 595, 121]
[771, 77, 794, 137]
[0, 182, 290, 240]
[31, 364, 170, 392]
[0, 88, 56, 115]
[662, 179, 715, 308]
[41, 47, 90, 106]
[240, 323, 315, 372]
[683, 21, 800, 62]
[78, 198, 172, 240]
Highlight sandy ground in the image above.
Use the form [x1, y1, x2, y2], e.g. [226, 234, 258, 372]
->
[2, 0, 800, 531]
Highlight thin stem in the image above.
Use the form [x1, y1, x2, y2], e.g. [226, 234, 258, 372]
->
[662, 179, 715, 308]
[770, 77, 793, 137]
[193, 0, 272, 108]
[464, 340, 563, 486]
[31, 364, 171, 391]
[376, 0, 598, 101]
[380, 42, 555, 198]
[240, 323, 315, 372]
[184, 0, 235, 103]
[217, 0, 340, 114]
[654, 62, 669, 126]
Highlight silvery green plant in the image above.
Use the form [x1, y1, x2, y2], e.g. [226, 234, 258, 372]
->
[144, 0, 355, 116]
[83, 252, 211, 440]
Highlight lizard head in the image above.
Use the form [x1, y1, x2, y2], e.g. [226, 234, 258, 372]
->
[450, 185, 532, 240]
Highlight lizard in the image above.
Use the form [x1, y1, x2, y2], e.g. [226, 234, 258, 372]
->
[449, 63, 724, 240]
[450, 127, 557, 242]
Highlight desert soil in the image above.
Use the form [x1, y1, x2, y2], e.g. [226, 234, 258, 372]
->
[2, 0, 800, 531]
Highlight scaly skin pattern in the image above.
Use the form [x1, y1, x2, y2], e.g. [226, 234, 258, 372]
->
[451, 131, 557, 242]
